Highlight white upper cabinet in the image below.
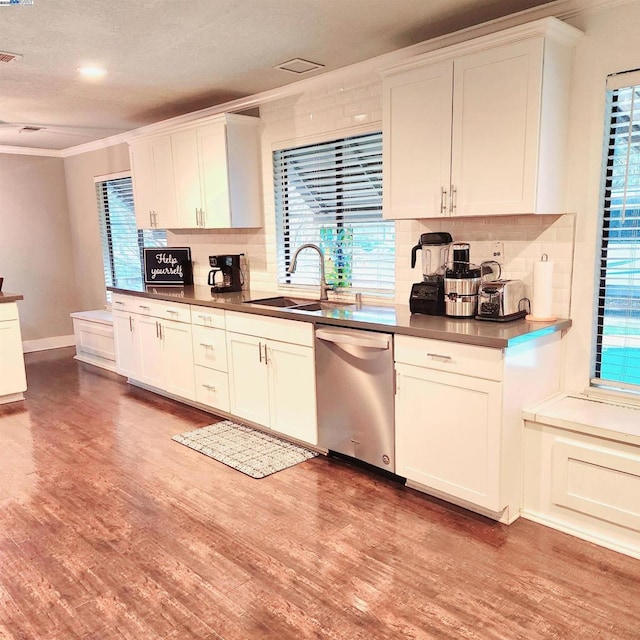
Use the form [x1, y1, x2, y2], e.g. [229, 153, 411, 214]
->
[129, 114, 263, 230]
[129, 136, 179, 229]
[382, 17, 582, 219]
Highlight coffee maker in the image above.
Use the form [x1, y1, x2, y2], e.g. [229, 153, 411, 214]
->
[409, 232, 453, 315]
[208, 254, 243, 292]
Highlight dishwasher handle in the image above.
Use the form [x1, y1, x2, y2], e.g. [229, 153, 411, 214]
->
[315, 327, 390, 350]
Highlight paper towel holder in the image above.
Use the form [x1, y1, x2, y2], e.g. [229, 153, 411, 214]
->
[525, 254, 558, 322]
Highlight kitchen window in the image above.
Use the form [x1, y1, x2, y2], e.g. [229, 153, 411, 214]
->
[593, 72, 640, 392]
[273, 131, 395, 295]
[95, 174, 166, 303]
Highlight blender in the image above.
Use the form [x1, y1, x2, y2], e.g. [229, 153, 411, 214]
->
[409, 232, 453, 315]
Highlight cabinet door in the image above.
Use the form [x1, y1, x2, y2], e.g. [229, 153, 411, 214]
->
[0, 320, 26, 397]
[129, 137, 178, 229]
[171, 129, 201, 228]
[450, 38, 543, 216]
[267, 340, 318, 446]
[383, 61, 453, 219]
[395, 363, 504, 512]
[226, 331, 270, 426]
[137, 316, 165, 389]
[198, 122, 232, 228]
[161, 319, 196, 401]
[112, 310, 142, 379]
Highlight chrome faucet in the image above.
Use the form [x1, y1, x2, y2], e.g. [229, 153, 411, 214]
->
[288, 243, 332, 301]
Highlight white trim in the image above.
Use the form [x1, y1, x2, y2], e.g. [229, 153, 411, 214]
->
[93, 170, 131, 183]
[0, 145, 62, 158]
[23, 334, 75, 353]
[521, 510, 640, 560]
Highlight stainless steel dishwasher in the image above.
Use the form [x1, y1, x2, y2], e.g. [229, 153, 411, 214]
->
[315, 326, 395, 473]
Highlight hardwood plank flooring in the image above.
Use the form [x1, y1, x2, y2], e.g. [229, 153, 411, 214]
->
[0, 347, 638, 639]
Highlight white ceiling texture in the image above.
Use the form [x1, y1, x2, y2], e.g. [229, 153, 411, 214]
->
[1, 0, 586, 151]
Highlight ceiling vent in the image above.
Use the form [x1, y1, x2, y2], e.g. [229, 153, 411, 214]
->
[275, 58, 324, 75]
[0, 51, 22, 63]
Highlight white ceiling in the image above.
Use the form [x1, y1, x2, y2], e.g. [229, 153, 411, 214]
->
[1, 0, 578, 151]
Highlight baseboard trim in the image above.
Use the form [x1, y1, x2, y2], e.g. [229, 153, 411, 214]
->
[23, 334, 75, 353]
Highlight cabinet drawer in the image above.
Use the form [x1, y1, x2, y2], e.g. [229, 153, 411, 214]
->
[147, 300, 191, 323]
[194, 366, 230, 413]
[0, 303, 18, 322]
[192, 325, 228, 372]
[111, 294, 139, 313]
[395, 334, 503, 381]
[225, 311, 313, 347]
[191, 305, 225, 329]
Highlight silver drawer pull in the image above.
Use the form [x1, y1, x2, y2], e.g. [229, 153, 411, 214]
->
[139, 305, 150, 311]
[167, 310, 178, 315]
[199, 343, 213, 349]
[198, 314, 212, 323]
[426, 352, 452, 361]
[202, 384, 217, 392]
[114, 301, 125, 306]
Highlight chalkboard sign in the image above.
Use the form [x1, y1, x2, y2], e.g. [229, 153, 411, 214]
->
[143, 247, 193, 285]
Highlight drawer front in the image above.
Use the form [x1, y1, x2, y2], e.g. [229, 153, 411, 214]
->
[192, 325, 228, 372]
[191, 305, 225, 329]
[0, 303, 18, 322]
[225, 311, 313, 347]
[147, 299, 191, 323]
[111, 294, 139, 313]
[395, 334, 503, 381]
[194, 366, 230, 413]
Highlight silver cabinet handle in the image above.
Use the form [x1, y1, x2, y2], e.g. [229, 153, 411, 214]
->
[159, 323, 163, 340]
[199, 343, 213, 349]
[258, 341, 263, 363]
[139, 305, 150, 311]
[149, 211, 154, 227]
[114, 300, 125, 306]
[440, 187, 448, 215]
[263, 344, 269, 365]
[166, 309, 178, 316]
[197, 314, 212, 325]
[202, 384, 216, 392]
[426, 352, 452, 361]
[200, 208, 205, 227]
[129, 315, 133, 332]
[155, 321, 159, 338]
[450, 185, 457, 214]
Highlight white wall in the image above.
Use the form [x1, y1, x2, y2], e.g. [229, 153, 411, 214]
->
[0, 153, 79, 344]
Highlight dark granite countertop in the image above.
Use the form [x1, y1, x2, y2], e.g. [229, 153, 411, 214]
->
[0, 292, 24, 304]
[108, 284, 571, 349]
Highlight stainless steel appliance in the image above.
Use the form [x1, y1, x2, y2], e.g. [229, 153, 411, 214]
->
[476, 279, 529, 321]
[208, 254, 243, 292]
[409, 232, 453, 316]
[444, 243, 481, 318]
[315, 326, 395, 472]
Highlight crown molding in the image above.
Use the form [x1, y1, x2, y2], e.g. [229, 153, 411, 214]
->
[0, 145, 62, 158]
[56, 0, 633, 158]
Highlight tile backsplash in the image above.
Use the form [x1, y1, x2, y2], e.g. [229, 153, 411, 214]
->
[168, 71, 575, 318]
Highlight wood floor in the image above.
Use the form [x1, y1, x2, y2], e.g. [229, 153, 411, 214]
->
[0, 348, 638, 639]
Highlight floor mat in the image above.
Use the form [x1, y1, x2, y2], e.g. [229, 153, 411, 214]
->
[172, 420, 319, 478]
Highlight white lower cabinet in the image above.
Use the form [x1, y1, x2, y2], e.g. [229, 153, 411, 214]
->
[112, 297, 195, 401]
[0, 303, 27, 403]
[194, 366, 230, 413]
[395, 362, 502, 511]
[226, 312, 317, 446]
[395, 332, 563, 522]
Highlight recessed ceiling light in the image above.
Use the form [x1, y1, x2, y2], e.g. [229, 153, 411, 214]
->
[275, 58, 324, 75]
[77, 66, 107, 79]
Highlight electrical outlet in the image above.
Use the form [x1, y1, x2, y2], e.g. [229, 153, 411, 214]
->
[492, 241, 504, 260]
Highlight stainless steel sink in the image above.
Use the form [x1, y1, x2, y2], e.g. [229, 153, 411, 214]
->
[244, 296, 356, 312]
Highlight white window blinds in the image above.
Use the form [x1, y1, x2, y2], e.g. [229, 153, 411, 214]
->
[273, 131, 395, 295]
[593, 79, 640, 391]
[96, 176, 167, 302]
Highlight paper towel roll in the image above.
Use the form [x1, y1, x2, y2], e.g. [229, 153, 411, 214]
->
[528, 254, 556, 321]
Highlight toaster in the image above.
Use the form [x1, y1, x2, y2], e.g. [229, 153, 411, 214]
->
[476, 279, 529, 321]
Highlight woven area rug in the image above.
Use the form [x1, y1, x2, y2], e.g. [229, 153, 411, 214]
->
[172, 420, 319, 478]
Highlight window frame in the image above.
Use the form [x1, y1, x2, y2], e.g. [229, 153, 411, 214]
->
[272, 127, 395, 297]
